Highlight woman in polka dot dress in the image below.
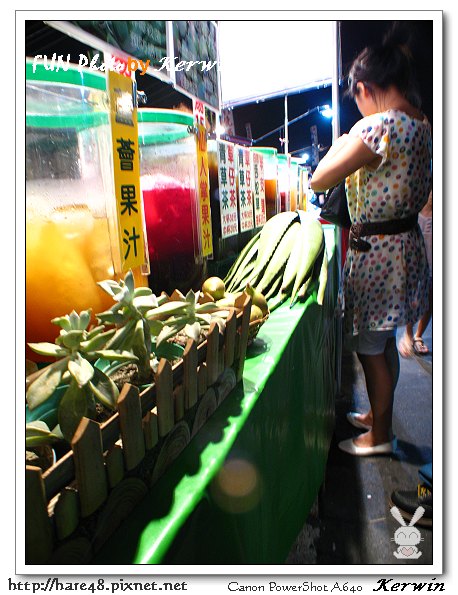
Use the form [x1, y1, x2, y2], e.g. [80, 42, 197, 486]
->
[311, 30, 432, 456]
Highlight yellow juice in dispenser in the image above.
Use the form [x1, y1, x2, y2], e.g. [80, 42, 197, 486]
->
[26, 61, 147, 360]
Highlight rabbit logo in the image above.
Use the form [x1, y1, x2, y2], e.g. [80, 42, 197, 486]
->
[390, 505, 425, 559]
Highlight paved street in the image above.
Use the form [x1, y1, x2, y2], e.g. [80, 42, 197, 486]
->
[287, 322, 433, 565]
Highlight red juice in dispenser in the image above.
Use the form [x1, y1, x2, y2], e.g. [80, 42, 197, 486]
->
[138, 109, 204, 295]
[141, 174, 196, 258]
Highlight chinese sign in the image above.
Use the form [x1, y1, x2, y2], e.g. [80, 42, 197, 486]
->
[194, 99, 213, 257]
[108, 70, 148, 273]
[217, 140, 238, 238]
[252, 151, 267, 228]
[173, 21, 220, 110]
[63, 20, 219, 109]
[73, 21, 168, 69]
[237, 146, 255, 232]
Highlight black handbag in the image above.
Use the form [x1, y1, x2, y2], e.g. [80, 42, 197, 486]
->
[320, 181, 351, 229]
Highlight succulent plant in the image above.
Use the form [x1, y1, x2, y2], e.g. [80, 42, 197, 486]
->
[145, 288, 230, 346]
[27, 308, 137, 443]
[26, 272, 233, 447]
[96, 270, 168, 382]
[26, 420, 61, 448]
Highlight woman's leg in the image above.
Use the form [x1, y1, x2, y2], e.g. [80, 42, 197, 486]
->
[399, 322, 414, 358]
[415, 282, 433, 339]
[351, 337, 399, 429]
[385, 336, 400, 390]
[353, 345, 397, 446]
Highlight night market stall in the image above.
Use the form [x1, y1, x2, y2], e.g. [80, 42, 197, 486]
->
[24, 18, 340, 566]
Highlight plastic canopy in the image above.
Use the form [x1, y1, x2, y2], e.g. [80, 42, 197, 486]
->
[219, 21, 335, 107]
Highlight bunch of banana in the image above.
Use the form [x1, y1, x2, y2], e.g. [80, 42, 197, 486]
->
[224, 210, 327, 311]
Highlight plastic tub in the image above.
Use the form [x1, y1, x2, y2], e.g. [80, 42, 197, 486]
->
[26, 59, 146, 360]
[251, 147, 279, 220]
[290, 158, 301, 212]
[277, 153, 290, 212]
[137, 108, 204, 295]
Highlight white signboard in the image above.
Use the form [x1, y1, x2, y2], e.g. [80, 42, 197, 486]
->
[236, 146, 255, 232]
[252, 151, 267, 228]
[217, 140, 239, 238]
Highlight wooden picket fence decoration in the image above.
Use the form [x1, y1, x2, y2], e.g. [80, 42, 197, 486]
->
[25, 294, 252, 565]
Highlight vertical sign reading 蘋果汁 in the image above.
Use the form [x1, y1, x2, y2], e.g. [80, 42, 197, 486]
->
[194, 99, 213, 257]
[217, 140, 238, 238]
[252, 151, 267, 228]
[108, 70, 148, 273]
[237, 146, 255, 232]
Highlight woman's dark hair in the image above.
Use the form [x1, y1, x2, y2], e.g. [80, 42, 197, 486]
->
[346, 23, 421, 108]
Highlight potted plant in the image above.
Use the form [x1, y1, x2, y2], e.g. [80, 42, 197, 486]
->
[95, 270, 167, 386]
[96, 272, 234, 385]
[26, 308, 138, 443]
[25, 269, 253, 564]
[145, 287, 231, 346]
[26, 270, 243, 449]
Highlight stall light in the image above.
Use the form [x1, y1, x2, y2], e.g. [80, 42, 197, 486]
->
[319, 105, 334, 119]
[298, 153, 309, 164]
[215, 122, 226, 137]
[252, 104, 334, 146]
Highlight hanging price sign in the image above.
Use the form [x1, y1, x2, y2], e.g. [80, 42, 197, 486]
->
[217, 140, 239, 238]
[108, 70, 148, 273]
[252, 151, 267, 228]
[236, 146, 255, 232]
[193, 99, 213, 257]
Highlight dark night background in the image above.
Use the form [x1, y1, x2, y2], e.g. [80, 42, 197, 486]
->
[25, 20, 433, 164]
[226, 20, 433, 158]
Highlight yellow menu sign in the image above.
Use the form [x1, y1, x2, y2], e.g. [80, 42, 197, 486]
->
[195, 122, 213, 257]
[193, 99, 213, 258]
[108, 70, 148, 273]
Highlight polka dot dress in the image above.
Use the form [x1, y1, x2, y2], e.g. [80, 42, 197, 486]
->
[342, 109, 432, 335]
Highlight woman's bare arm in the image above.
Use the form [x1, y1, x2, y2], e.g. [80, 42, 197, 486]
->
[310, 135, 380, 192]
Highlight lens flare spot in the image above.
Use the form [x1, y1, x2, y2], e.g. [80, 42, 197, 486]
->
[211, 458, 262, 514]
